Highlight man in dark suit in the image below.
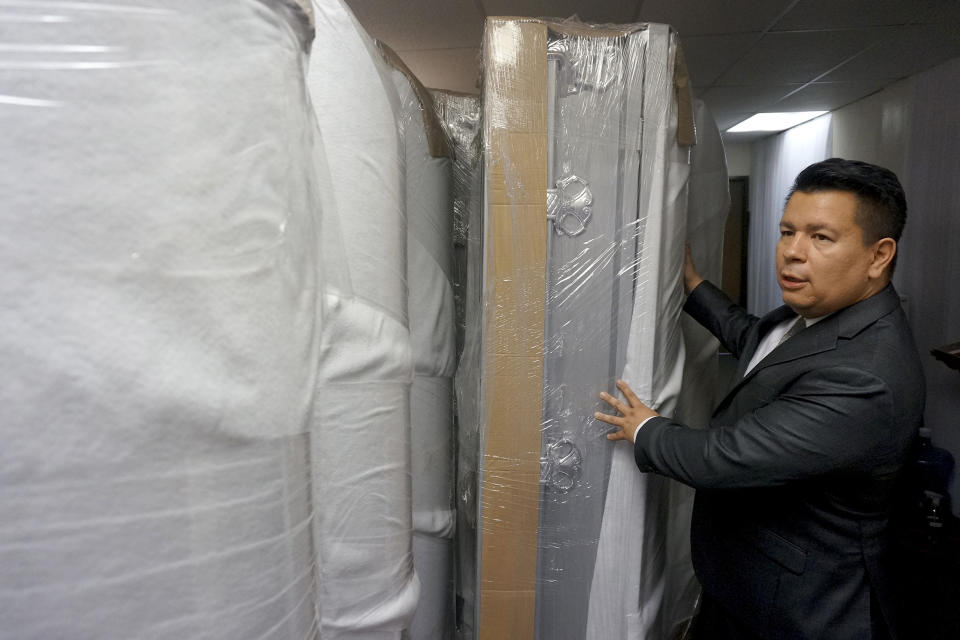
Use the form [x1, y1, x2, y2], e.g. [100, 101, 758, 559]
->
[595, 158, 925, 639]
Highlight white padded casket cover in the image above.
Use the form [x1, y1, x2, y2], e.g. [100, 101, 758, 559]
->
[584, 25, 691, 640]
[308, 1, 417, 638]
[387, 65, 457, 640]
[586, 44, 730, 640]
[0, 1, 322, 638]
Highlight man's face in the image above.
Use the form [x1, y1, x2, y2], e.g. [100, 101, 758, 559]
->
[777, 190, 885, 318]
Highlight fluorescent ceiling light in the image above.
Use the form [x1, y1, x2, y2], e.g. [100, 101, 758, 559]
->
[726, 111, 828, 133]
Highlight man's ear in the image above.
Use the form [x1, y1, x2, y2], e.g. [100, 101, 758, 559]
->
[868, 238, 896, 278]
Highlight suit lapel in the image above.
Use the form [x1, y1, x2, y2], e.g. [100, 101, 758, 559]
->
[744, 318, 837, 377]
[730, 305, 796, 380]
[713, 284, 902, 417]
[714, 314, 836, 416]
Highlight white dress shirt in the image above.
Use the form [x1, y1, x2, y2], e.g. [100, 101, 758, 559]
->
[742, 313, 828, 377]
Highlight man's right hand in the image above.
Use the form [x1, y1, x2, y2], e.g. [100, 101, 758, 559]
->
[684, 243, 704, 295]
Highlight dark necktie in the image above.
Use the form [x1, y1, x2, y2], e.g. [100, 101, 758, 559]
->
[776, 316, 805, 347]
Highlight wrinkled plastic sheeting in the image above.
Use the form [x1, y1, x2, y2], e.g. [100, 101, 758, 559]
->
[432, 90, 483, 360]
[432, 88, 484, 640]
[307, 1, 417, 638]
[0, 1, 322, 638]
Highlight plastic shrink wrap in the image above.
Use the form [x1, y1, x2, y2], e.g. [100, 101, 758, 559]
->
[306, 1, 417, 638]
[460, 17, 728, 640]
[0, 1, 322, 638]
[433, 90, 484, 363]
[433, 88, 483, 640]
[378, 44, 457, 640]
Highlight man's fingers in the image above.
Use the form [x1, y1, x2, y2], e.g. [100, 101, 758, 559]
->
[599, 382, 656, 443]
[593, 410, 624, 427]
[615, 379, 644, 408]
[598, 391, 627, 414]
[596, 408, 637, 442]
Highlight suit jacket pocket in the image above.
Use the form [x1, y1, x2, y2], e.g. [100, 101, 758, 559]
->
[756, 528, 808, 575]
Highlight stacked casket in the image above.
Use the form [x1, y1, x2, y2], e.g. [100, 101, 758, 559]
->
[0, 1, 321, 637]
[307, 1, 418, 637]
[379, 44, 458, 640]
[461, 18, 728, 640]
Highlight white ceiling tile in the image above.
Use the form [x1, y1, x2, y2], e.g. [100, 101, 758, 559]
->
[339, 1, 960, 118]
[713, 111, 755, 131]
[478, 0, 575, 20]
[581, 0, 645, 23]
[637, 0, 797, 36]
[925, 0, 960, 25]
[395, 48, 483, 93]
[345, 0, 484, 51]
[479, 0, 583, 19]
[775, 0, 952, 30]
[680, 33, 760, 86]
[774, 80, 888, 111]
[716, 28, 897, 85]
[700, 85, 801, 114]
[824, 23, 960, 82]
[479, 0, 641, 24]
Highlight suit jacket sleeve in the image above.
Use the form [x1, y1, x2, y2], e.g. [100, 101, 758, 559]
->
[633, 365, 897, 489]
[684, 280, 758, 359]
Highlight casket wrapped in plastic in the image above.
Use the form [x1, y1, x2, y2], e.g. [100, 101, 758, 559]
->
[0, 1, 323, 637]
[380, 42, 457, 640]
[457, 17, 729, 640]
[307, 0, 418, 637]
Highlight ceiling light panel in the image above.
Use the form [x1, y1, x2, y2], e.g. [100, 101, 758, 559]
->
[726, 111, 828, 132]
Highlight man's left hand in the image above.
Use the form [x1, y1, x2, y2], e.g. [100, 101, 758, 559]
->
[595, 379, 659, 443]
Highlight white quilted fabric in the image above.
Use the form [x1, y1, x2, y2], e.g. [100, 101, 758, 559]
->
[308, 1, 418, 638]
[0, 2, 322, 638]
[389, 66, 456, 640]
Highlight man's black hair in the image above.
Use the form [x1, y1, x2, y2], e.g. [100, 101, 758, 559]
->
[787, 158, 907, 272]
